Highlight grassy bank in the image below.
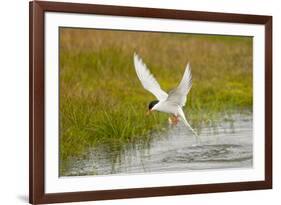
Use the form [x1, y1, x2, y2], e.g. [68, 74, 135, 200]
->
[59, 28, 253, 171]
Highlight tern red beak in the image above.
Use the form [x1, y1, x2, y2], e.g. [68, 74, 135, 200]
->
[146, 110, 152, 115]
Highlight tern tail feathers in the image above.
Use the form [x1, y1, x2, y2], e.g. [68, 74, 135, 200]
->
[178, 108, 198, 137]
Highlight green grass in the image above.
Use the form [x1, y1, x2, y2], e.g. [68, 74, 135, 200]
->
[59, 28, 253, 173]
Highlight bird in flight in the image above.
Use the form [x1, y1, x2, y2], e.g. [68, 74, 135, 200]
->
[133, 53, 198, 137]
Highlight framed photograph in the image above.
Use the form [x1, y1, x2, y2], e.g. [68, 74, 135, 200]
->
[29, 1, 272, 204]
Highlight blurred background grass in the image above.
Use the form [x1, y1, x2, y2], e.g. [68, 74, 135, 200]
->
[59, 28, 253, 172]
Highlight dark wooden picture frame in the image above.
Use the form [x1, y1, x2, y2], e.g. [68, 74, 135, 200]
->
[29, 1, 272, 204]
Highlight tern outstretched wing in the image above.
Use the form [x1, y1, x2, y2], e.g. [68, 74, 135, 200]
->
[134, 53, 168, 101]
[166, 63, 192, 107]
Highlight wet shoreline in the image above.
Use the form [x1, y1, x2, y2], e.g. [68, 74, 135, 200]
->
[62, 113, 253, 176]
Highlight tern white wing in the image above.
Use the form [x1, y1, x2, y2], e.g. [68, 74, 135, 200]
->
[134, 53, 168, 101]
[166, 63, 192, 107]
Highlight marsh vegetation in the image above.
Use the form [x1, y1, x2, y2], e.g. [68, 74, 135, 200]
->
[59, 28, 252, 175]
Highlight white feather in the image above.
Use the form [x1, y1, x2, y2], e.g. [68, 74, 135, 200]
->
[133, 53, 168, 101]
[166, 63, 192, 107]
[177, 107, 198, 137]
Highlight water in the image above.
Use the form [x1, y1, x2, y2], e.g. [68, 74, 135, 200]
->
[63, 113, 253, 176]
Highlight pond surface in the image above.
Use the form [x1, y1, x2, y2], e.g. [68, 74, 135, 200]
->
[63, 113, 253, 176]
